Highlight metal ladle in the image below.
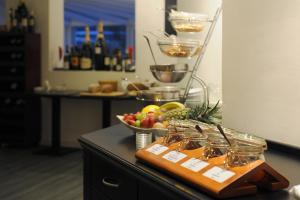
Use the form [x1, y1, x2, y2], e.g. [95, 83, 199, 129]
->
[143, 35, 157, 65]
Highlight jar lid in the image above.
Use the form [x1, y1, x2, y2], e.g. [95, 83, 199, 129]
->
[215, 127, 267, 150]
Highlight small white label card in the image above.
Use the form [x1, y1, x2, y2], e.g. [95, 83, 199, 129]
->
[203, 166, 235, 183]
[146, 144, 168, 155]
[162, 151, 187, 163]
[181, 158, 209, 172]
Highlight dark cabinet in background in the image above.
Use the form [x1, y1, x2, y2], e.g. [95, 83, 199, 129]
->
[0, 33, 41, 146]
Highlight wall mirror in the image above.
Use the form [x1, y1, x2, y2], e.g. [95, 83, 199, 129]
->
[63, 0, 135, 72]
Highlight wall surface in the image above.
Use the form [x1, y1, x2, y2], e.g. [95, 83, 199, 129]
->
[223, 0, 300, 148]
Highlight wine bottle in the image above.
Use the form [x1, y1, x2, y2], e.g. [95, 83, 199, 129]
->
[14, 10, 21, 32]
[124, 48, 133, 72]
[64, 45, 70, 69]
[104, 55, 111, 71]
[80, 26, 93, 70]
[113, 49, 123, 72]
[19, 0, 28, 32]
[28, 11, 35, 33]
[9, 8, 14, 32]
[94, 22, 105, 70]
[70, 47, 80, 70]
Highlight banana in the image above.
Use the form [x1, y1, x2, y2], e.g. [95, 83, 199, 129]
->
[160, 102, 185, 112]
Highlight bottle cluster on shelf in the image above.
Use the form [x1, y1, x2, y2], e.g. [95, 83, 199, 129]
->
[63, 22, 135, 72]
[8, 0, 36, 33]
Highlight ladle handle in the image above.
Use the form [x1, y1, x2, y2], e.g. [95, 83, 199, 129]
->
[143, 35, 157, 65]
[195, 125, 203, 133]
[217, 124, 232, 146]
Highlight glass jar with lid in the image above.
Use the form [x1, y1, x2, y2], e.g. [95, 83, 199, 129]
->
[179, 133, 208, 151]
[225, 141, 265, 168]
[211, 126, 267, 151]
[202, 135, 230, 160]
[163, 120, 192, 145]
[163, 124, 186, 146]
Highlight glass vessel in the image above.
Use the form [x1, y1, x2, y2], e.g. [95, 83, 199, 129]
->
[203, 136, 229, 160]
[163, 127, 186, 146]
[225, 141, 264, 168]
[179, 133, 207, 151]
[168, 10, 209, 33]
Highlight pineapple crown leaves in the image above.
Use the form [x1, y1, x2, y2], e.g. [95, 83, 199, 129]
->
[163, 100, 222, 125]
[189, 100, 221, 125]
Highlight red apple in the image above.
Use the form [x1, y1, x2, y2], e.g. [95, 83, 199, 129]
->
[148, 117, 155, 128]
[126, 115, 135, 121]
[128, 120, 136, 126]
[141, 118, 149, 128]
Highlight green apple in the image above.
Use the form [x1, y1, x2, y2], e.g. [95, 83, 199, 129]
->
[135, 120, 141, 127]
[136, 112, 146, 121]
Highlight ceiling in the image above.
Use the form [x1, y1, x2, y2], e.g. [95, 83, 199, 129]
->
[64, 0, 135, 25]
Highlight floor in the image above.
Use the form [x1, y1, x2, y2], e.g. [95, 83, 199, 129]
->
[0, 148, 83, 200]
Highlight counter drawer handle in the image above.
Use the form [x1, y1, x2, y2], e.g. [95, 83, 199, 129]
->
[102, 177, 120, 188]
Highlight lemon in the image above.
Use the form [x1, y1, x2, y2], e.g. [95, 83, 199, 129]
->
[141, 105, 160, 114]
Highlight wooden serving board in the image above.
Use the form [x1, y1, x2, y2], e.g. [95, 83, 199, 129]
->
[136, 140, 289, 199]
[80, 91, 126, 97]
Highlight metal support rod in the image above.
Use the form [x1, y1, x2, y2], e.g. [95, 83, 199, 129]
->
[182, 5, 223, 102]
[191, 74, 209, 113]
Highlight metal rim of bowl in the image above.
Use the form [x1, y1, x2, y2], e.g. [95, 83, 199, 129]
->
[150, 64, 189, 72]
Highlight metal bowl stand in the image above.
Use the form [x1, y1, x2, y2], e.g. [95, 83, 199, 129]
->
[141, 4, 223, 113]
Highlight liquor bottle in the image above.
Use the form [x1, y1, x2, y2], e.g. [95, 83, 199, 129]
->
[70, 47, 80, 70]
[28, 11, 35, 33]
[64, 45, 70, 69]
[124, 48, 133, 72]
[19, 0, 28, 32]
[80, 26, 93, 70]
[9, 8, 14, 31]
[111, 51, 117, 71]
[94, 22, 105, 70]
[104, 47, 112, 71]
[113, 49, 123, 71]
[14, 10, 21, 32]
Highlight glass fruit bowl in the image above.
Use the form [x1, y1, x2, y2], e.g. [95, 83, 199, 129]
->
[169, 10, 209, 33]
[116, 115, 168, 138]
[157, 37, 202, 58]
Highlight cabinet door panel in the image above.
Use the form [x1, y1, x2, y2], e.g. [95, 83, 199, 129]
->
[91, 189, 110, 200]
[91, 153, 138, 200]
[139, 182, 183, 200]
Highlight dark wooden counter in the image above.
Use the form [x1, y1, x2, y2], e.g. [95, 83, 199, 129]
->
[79, 124, 300, 200]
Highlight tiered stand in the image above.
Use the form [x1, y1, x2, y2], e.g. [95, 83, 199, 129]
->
[136, 139, 289, 199]
[142, 5, 223, 111]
